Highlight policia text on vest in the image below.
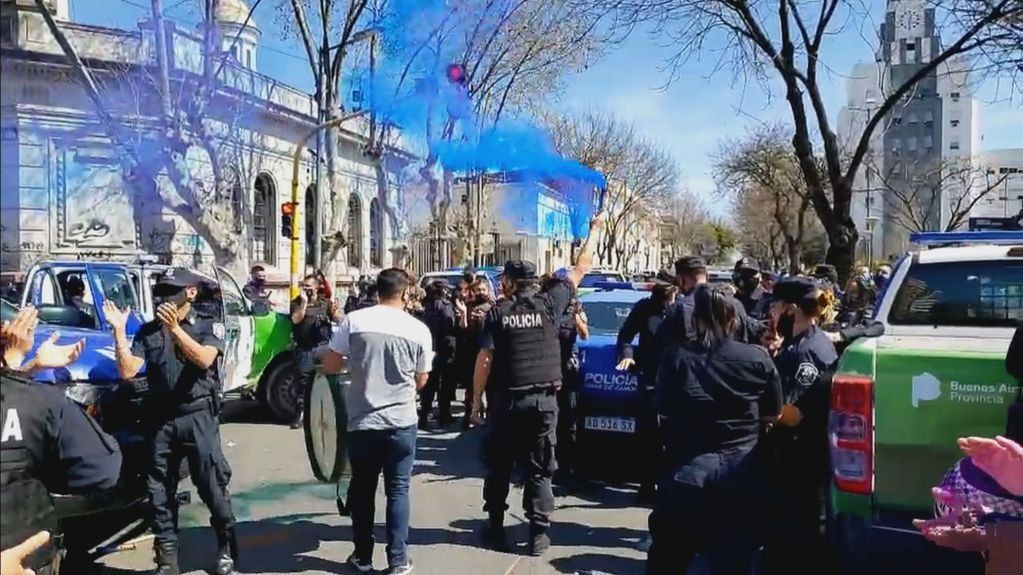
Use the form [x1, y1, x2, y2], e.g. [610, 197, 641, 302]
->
[2, 373, 122, 575]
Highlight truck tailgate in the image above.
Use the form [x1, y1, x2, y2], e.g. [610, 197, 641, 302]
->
[874, 335, 1014, 512]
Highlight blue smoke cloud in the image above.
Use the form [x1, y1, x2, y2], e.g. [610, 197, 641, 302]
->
[359, 0, 605, 239]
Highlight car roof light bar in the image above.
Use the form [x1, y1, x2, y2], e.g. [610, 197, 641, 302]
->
[909, 231, 1023, 247]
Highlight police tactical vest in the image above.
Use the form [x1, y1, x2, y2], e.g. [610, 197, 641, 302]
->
[492, 292, 562, 392]
[1, 376, 58, 570]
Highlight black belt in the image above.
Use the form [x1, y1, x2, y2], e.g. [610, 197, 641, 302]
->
[505, 382, 559, 398]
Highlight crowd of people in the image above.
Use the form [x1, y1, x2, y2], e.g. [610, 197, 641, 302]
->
[1, 229, 1020, 575]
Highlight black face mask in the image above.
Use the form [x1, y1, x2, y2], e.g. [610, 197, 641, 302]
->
[777, 312, 796, 340]
[736, 276, 760, 294]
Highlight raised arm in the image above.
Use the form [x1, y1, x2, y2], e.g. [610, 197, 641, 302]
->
[104, 301, 144, 380]
[567, 211, 605, 288]
[157, 303, 219, 370]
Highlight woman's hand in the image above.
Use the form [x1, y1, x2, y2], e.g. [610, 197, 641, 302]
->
[2, 306, 38, 356]
[761, 332, 784, 356]
[31, 332, 85, 369]
[616, 358, 636, 371]
[958, 436, 1023, 496]
[913, 487, 991, 553]
[777, 404, 803, 427]
[0, 531, 50, 575]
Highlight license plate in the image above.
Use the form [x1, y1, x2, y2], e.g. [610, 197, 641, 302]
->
[584, 416, 635, 434]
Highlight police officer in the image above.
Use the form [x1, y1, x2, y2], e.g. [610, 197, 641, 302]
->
[615, 274, 677, 502]
[468, 203, 602, 549]
[654, 256, 763, 356]
[543, 273, 584, 486]
[105, 268, 238, 575]
[419, 280, 458, 428]
[290, 273, 341, 428]
[732, 257, 763, 318]
[647, 284, 782, 575]
[760, 277, 839, 575]
[469, 260, 573, 556]
[1, 306, 121, 575]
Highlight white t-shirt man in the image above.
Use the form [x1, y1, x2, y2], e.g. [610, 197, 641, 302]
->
[328, 305, 434, 431]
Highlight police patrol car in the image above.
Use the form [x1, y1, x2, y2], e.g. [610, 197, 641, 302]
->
[574, 283, 647, 478]
[19, 259, 297, 421]
[829, 230, 1022, 574]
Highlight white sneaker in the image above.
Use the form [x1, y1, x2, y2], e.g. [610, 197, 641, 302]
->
[346, 553, 373, 573]
[387, 560, 414, 575]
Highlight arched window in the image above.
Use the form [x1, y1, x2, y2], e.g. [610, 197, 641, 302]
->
[305, 185, 317, 266]
[347, 193, 362, 268]
[369, 197, 383, 268]
[253, 173, 276, 263]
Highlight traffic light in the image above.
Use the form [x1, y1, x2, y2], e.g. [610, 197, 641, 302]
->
[445, 63, 466, 86]
[280, 202, 296, 238]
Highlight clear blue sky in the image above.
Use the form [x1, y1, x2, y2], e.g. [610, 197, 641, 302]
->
[73, 0, 1020, 217]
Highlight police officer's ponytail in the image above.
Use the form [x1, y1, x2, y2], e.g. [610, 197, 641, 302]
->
[692, 284, 737, 349]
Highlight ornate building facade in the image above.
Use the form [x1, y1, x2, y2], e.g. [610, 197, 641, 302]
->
[0, 0, 411, 282]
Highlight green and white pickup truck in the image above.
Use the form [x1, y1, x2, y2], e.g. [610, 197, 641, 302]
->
[21, 259, 300, 422]
[829, 231, 1022, 571]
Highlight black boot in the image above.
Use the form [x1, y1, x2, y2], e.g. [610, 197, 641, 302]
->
[214, 528, 239, 575]
[482, 513, 508, 552]
[154, 541, 180, 575]
[529, 527, 551, 557]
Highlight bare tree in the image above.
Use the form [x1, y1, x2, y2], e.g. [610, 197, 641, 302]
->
[582, 0, 1022, 280]
[872, 156, 1011, 233]
[34, 0, 271, 275]
[383, 0, 612, 236]
[277, 0, 374, 276]
[715, 125, 824, 274]
[598, 141, 678, 269]
[546, 111, 677, 269]
[661, 191, 715, 265]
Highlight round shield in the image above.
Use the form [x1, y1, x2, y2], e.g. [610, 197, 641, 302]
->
[303, 373, 349, 483]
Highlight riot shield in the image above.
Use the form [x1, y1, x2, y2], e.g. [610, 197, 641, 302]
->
[303, 372, 350, 483]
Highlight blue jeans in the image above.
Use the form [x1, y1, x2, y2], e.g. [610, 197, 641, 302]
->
[347, 425, 417, 567]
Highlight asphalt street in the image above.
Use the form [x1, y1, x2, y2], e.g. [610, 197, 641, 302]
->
[100, 400, 651, 575]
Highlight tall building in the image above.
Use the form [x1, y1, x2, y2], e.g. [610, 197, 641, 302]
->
[837, 62, 885, 264]
[839, 0, 983, 259]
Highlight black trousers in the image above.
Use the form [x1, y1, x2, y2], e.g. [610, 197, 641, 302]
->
[636, 382, 662, 494]
[646, 447, 762, 575]
[293, 349, 317, 423]
[555, 387, 577, 475]
[420, 359, 457, 421]
[482, 391, 558, 531]
[147, 405, 235, 545]
[760, 436, 831, 575]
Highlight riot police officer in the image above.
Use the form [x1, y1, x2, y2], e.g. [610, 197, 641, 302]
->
[106, 268, 238, 575]
[469, 260, 576, 556]
[760, 276, 839, 574]
[2, 306, 121, 575]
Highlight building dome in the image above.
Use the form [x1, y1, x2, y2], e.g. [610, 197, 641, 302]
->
[215, 0, 259, 31]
